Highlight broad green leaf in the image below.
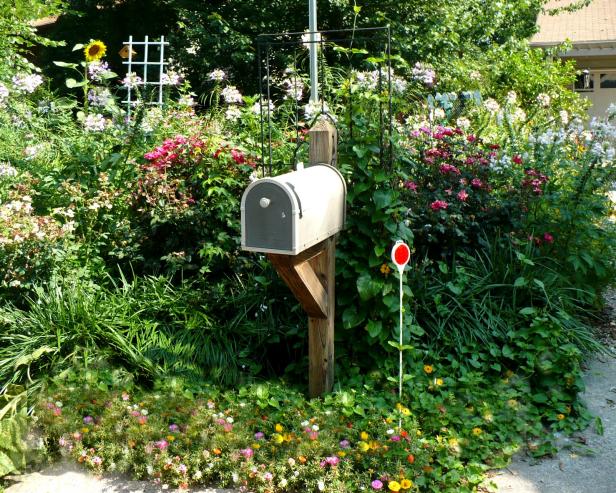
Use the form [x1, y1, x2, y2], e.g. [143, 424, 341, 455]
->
[342, 307, 364, 328]
[373, 190, 394, 209]
[356, 274, 381, 301]
[72, 43, 84, 51]
[53, 61, 77, 68]
[514, 276, 527, 287]
[519, 307, 536, 316]
[65, 78, 86, 88]
[366, 320, 382, 338]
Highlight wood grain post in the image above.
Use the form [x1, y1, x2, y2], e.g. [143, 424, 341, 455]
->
[308, 119, 337, 397]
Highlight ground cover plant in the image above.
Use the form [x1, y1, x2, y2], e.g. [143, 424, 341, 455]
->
[1, 0, 616, 491]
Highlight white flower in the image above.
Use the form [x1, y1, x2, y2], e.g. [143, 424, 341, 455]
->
[304, 100, 331, 122]
[536, 93, 551, 107]
[24, 144, 44, 159]
[12, 73, 43, 93]
[608, 103, 616, 119]
[300, 420, 309, 427]
[88, 88, 112, 107]
[469, 70, 482, 81]
[412, 62, 436, 87]
[0, 83, 8, 105]
[433, 108, 445, 120]
[0, 163, 18, 177]
[225, 106, 242, 121]
[355, 70, 378, 91]
[251, 99, 275, 115]
[208, 69, 226, 81]
[193, 470, 202, 480]
[318, 480, 325, 491]
[559, 110, 569, 125]
[386, 428, 395, 435]
[226, 416, 234, 424]
[282, 78, 304, 101]
[311, 424, 319, 431]
[221, 86, 243, 104]
[456, 117, 471, 130]
[484, 98, 500, 113]
[161, 71, 182, 86]
[279, 478, 288, 488]
[88, 61, 112, 82]
[391, 75, 408, 94]
[232, 472, 239, 483]
[122, 72, 142, 89]
[288, 457, 296, 467]
[513, 108, 526, 122]
[84, 113, 107, 132]
[178, 95, 195, 107]
[506, 91, 517, 105]
[141, 409, 149, 416]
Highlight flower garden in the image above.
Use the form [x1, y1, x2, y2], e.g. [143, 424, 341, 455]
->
[0, 1, 615, 492]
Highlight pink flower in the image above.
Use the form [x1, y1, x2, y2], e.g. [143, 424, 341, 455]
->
[169, 424, 180, 432]
[178, 464, 188, 475]
[231, 149, 245, 164]
[91, 456, 103, 466]
[512, 154, 523, 165]
[543, 232, 554, 243]
[241, 448, 254, 459]
[371, 479, 383, 490]
[137, 415, 148, 425]
[263, 472, 273, 481]
[457, 189, 469, 202]
[390, 435, 401, 442]
[404, 181, 418, 191]
[430, 200, 448, 211]
[223, 423, 233, 432]
[154, 439, 169, 451]
[467, 134, 477, 143]
[121, 392, 130, 401]
[471, 178, 483, 188]
[439, 163, 461, 175]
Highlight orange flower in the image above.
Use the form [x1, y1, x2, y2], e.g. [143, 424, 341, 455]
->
[423, 364, 433, 374]
[212, 448, 222, 455]
[406, 454, 415, 464]
[557, 414, 565, 420]
[401, 479, 413, 489]
[298, 455, 307, 464]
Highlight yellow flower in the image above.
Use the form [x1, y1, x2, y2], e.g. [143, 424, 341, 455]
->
[167, 435, 175, 441]
[472, 427, 482, 436]
[423, 364, 433, 374]
[360, 431, 369, 440]
[380, 263, 391, 275]
[81, 427, 89, 433]
[507, 399, 518, 409]
[401, 407, 411, 416]
[358, 441, 370, 452]
[273, 433, 284, 444]
[388, 480, 401, 492]
[435, 378, 444, 386]
[338, 451, 346, 457]
[557, 413, 565, 420]
[275, 423, 283, 433]
[401, 479, 413, 489]
[84, 40, 107, 62]
[483, 413, 493, 423]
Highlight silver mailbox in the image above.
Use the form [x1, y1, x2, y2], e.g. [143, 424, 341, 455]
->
[241, 164, 346, 255]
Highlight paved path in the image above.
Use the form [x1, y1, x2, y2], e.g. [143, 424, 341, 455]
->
[486, 354, 616, 493]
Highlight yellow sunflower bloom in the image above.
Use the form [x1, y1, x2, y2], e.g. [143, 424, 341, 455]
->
[84, 40, 107, 62]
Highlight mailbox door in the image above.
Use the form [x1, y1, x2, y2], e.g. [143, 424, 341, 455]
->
[243, 182, 295, 253]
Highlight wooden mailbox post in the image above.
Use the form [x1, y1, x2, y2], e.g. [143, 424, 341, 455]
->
[241, 119, 339, 397]
[268, 120, 338, 397]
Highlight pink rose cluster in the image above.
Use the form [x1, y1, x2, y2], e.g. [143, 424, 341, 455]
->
[144, 135, 204, 171]
[522, 169, 549, 195]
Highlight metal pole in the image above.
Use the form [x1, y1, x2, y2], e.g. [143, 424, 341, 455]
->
[308, 0, 318, 103]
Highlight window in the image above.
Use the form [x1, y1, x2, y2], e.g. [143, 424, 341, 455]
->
[600, 73, 616, 89]
[574, 72, 594, 92]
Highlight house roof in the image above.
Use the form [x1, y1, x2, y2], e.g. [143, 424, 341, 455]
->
[531, 0, 616, 46]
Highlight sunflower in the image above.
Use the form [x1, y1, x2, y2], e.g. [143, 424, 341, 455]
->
[84, 40, 107, 62]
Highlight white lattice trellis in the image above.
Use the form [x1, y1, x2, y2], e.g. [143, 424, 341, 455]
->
[122, 35, 170, 116]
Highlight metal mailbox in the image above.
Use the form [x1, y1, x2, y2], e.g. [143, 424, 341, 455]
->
[241, 164, 346, 255]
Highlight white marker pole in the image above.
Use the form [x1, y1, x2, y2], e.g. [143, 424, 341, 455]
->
[391, 240, 411, 429]
[308, 0, 318, 103]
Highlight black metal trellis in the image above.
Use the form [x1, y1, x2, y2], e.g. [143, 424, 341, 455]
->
[256, 26, 394, 177]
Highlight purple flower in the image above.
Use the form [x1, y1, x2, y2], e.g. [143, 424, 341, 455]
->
[178, 463, 188, 474]
[254, 431, 265, 440]
[169, 424, 180, 432]
[371, 479, 383, 490]
[83, 416, 94, 425]
[390, 435, 401, 442]
[339, 439, 350, 449]
[241, 447, 254, 459]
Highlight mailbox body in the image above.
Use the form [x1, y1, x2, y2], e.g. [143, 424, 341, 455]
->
[241, 164, 346, 255]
